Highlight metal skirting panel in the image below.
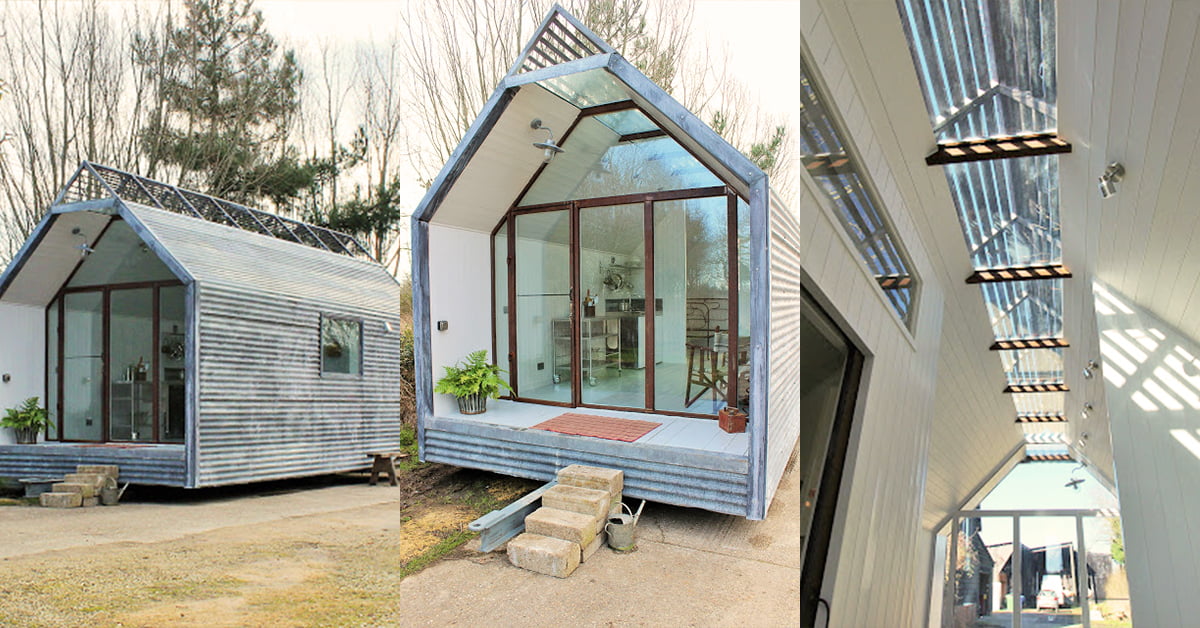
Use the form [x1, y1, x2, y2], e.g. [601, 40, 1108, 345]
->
[766, 196, 803, 508]
[424, 417, 750, 516]
[0, 444, 186, 485]
[193, 283, 402, 487]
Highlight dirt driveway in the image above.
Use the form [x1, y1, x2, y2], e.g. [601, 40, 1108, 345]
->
[0, 457, 800, 627]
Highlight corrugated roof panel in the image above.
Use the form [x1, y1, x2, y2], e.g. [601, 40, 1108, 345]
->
[126, 203, 399, 315]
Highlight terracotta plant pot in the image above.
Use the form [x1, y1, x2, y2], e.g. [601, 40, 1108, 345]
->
[718, 406, 747, 433]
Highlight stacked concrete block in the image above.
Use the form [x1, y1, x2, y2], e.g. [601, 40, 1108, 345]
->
[506, 465, 624, 577]
[38, 464, 118, 508]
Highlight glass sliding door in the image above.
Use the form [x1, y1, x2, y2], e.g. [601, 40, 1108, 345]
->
[494, 226, 510, 389]
[46, 299, 59, 440]
[159, 286, 187, 442]
[514, 209, 574, 404]
[109, 288, 155, 441]
[579, 203, 645, 408]
[653, 196, 730, 414]
[62, 291, 105, 441]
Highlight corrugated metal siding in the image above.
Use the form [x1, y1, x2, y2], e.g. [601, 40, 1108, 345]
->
[126, 202, 398, 313]
[0, 444, 186, 485]
[425, 417, 749, 516]
[194, 283, 401, 486]
[767, 196, 802, 508]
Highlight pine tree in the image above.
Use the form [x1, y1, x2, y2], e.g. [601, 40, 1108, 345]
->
[138, 0, 312, 208]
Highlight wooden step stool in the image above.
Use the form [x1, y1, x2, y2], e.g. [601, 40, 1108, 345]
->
[366, 452, 409, 486]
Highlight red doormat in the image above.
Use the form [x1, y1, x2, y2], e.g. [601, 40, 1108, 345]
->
[532, 413, 661, 442]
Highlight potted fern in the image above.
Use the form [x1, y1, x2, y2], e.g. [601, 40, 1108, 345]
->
[3, 397, 49, 444]
[434, 350, 513, 415]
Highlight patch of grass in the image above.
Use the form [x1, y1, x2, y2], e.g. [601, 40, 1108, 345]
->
[397, 529, 476, 579]
[0, 497, 31, 506]
[396, 426, 425, 472]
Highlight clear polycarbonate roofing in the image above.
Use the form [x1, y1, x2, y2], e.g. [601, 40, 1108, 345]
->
[898, 0, 1065, 419]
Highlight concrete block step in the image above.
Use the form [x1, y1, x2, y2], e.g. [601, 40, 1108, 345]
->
[507, 533, 580, 578]
[40, 492, 83, 508]
[581, 531, 605, 563]
[65, 473, 110, 490]
[542, 484, 611, 521]
[556, 465, 622, 507]
[76, 465, 119, 480]
[52, 482, 95, 499]
[525, 506, 602, 548]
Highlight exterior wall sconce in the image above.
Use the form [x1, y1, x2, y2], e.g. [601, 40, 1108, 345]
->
[71, 226, 94, 256]
[1098, 162, 1125, 199]
[1083, 359, 1099, 379]
[530, 119, 565, 163]
[1081, 402, 1094, 419]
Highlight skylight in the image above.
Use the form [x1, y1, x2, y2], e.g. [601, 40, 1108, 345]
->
[897, 0, 1066, 422]
[799, 54, 920, 327]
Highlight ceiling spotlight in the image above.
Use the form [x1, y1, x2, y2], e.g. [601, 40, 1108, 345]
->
[530, 118, 565, 163]
[1098, 162, 1125, 199]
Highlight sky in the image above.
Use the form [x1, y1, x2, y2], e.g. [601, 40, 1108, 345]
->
[254, 0, 801, 213]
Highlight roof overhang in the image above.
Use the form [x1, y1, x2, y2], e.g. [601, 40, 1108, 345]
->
[0, 198, 194, 306]
[412, 51, 766, 232]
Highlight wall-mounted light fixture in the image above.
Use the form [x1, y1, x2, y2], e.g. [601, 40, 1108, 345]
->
[1081, 402, 1094, 420]
[530, 118, 565, 163]
[71, 226, 94, 257]
[1098, 162, 1125, 199]
[1083, 359, 1099, 380]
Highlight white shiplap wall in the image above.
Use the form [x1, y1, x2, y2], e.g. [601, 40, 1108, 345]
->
[0, 303, 45, 445]
[1094, 281, 1200, 626]
[767, 195, 802, 510]
[805, 0, 1031, 624]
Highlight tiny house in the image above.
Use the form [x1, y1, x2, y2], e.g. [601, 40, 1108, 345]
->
[0, 162, 402, 486]
[411, 6, 798, 519]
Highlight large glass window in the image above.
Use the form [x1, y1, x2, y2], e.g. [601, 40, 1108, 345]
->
[159, 286, 186, 442]
[518, 113, 722, 207]
[321, 316, 362, 376]
[579, 203, 644, 408]
[61, 291, 104, 441]
[513, 209, 573, 404]
[109, 288, 154, 441]
[654, 197, 730, 414]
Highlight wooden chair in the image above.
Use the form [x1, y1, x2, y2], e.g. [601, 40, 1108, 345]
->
[684, 335, 751, 409]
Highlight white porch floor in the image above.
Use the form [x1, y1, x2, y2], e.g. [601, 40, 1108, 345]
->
[435, 398, 748, 457]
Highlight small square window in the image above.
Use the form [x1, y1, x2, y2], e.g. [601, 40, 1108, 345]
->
[321, 316, 362, 376]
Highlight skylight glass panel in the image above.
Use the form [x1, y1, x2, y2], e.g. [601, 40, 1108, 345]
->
[518, 120, 721, 206]
[800, 54, 920, 326]
[896, 0, 1057, 142]
[540, 68, 632, 108]
[1013, 392, 1064, 416]
[982, 279, 1063, 340]
[1000, 347, 1064, 386]
[947, 155, 1060, 269]
[593, 109, 657, 135]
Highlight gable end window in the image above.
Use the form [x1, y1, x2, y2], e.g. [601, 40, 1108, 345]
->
[321, 316, 363, 376]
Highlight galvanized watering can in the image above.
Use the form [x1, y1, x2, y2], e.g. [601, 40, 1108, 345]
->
[605, 499, 645, 552]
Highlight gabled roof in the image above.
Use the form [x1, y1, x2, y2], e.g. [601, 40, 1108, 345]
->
[411, 5, 765, 227]
[0, 163, 398, 312]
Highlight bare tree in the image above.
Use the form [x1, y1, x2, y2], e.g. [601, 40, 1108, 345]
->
[394, 0, 794, 195]
[0, 0, 163, 266]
